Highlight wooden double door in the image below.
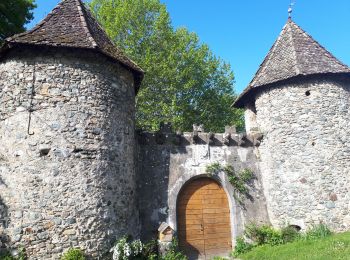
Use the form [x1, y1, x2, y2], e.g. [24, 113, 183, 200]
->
[177, 178, 232, 259]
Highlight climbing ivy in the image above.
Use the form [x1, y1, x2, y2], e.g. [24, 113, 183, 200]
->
[205, 163, 254, 204]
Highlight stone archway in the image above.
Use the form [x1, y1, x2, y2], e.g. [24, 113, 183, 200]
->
[177, 177, 232, 259]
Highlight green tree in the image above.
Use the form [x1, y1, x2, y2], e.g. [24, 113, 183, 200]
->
[90, 0, 244, 132]
[0, 0, 37, 44]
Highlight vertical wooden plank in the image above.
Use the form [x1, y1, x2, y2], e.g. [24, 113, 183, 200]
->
[177, 178, 205, 259]
[177, 178, 232, 259]
[202, 180, 232, 259]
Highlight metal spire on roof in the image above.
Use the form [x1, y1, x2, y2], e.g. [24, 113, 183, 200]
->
[288, 0, 295, 19]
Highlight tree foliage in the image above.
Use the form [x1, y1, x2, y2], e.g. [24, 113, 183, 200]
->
[90, 0, 244, 132]
[0, 0, 36, 44]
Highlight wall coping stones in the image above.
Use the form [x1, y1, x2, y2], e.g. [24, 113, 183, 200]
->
[137, 127, 263, 147]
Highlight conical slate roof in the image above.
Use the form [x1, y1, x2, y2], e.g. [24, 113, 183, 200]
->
[0, 0, 144, 90]
[233, 19, 350, 108]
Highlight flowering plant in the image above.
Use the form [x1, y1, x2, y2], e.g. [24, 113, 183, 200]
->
[111, 237, 144, 260]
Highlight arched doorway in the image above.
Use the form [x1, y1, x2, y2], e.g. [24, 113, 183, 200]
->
[177, 178, 232, 259]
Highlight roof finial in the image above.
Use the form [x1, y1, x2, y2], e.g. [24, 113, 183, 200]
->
[288, 0, 295, 19]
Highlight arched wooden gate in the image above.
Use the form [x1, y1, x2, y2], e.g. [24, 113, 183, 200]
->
[177, 178, 232, 259]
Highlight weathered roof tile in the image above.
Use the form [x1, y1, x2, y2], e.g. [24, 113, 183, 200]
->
[1, 0, 143, 91]
[233, 19, 350, 108]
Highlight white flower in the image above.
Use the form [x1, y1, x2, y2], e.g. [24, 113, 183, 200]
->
[131, 239, 143, 255]
[124, 243, 131, 257]
[111, 237, 144, 260]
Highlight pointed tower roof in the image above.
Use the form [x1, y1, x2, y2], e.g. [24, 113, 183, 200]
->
[233, 19, 350, 108]
[0, 0, 143, 90]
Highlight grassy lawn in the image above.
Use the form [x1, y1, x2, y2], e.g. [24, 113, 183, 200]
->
[238, 232, 350, 260]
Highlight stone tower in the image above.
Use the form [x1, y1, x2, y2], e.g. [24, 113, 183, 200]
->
[234, 19, 350, 231]
[0, 0, 143, 258]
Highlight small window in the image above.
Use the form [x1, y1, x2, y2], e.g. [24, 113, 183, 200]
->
[305, 90, 311, 96]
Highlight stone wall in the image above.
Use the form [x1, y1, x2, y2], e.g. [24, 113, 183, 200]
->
[137, 127, 270, 243]
[254, 76, 350, 231]
[244, 103, 259, 134]
[0, 47, 139, 259]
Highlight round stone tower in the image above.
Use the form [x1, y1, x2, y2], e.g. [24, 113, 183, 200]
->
[0, 0, 143, 258]
[234, 19, 350, 231]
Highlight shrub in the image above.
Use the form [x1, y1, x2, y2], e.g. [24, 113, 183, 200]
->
[161, 251, 187, 260]
[161, 239, 187, 260]
[304, 223, 332, 240]
[281, 226, 300, 243]
[0, 252, 14, 260]
[231, 237, 253, 257]
[205, 163, 254, 204]
[232, 223, 333, 257]
[110, 237, 186, 260]
[244, 223, 283, 246]
[0, 247, 26, 260]
[60, 248, 85, 260]
[141, 240, 158, 259]
[238, 168, 255, 183]
[205, 162, 221, 176]
[111, 237, 142, 260]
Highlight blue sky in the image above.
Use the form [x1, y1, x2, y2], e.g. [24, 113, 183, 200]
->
[28, 0, 350, 94]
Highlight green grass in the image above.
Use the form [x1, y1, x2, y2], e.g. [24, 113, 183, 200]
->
[238, 232, 350, 260]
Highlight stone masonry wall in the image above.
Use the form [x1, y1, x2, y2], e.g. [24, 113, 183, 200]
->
[244, 103, 259, 134]
[0, 47, 139, 259]
[254, 77, 350, 231]
[137, 127, 270, 243]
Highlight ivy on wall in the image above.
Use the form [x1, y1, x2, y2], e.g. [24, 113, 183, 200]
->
[205, 162, 254, 204]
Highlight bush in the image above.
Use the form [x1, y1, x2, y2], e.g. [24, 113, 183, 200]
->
[231, 237, 253, 257]
[161, 239, 187, 260]
[0, 252, 14, 260]
[60, 248, 85, 260]
[304, 223, 332, 240]
[111, 237, 143, 260]
[0, 247, 26, 260]
[244, 223, 283, 246]
[161, 251, 187, 260]
[205, 163, 254, 204]
[281, 226, 300, 243]
[140, 240, 158, 259]
[110, 237, 186, 260]
[233, 223, 333, 257]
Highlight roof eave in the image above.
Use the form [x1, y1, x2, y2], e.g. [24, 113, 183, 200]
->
[232, 72, 350, 109]
[232, 86, 253, 108]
